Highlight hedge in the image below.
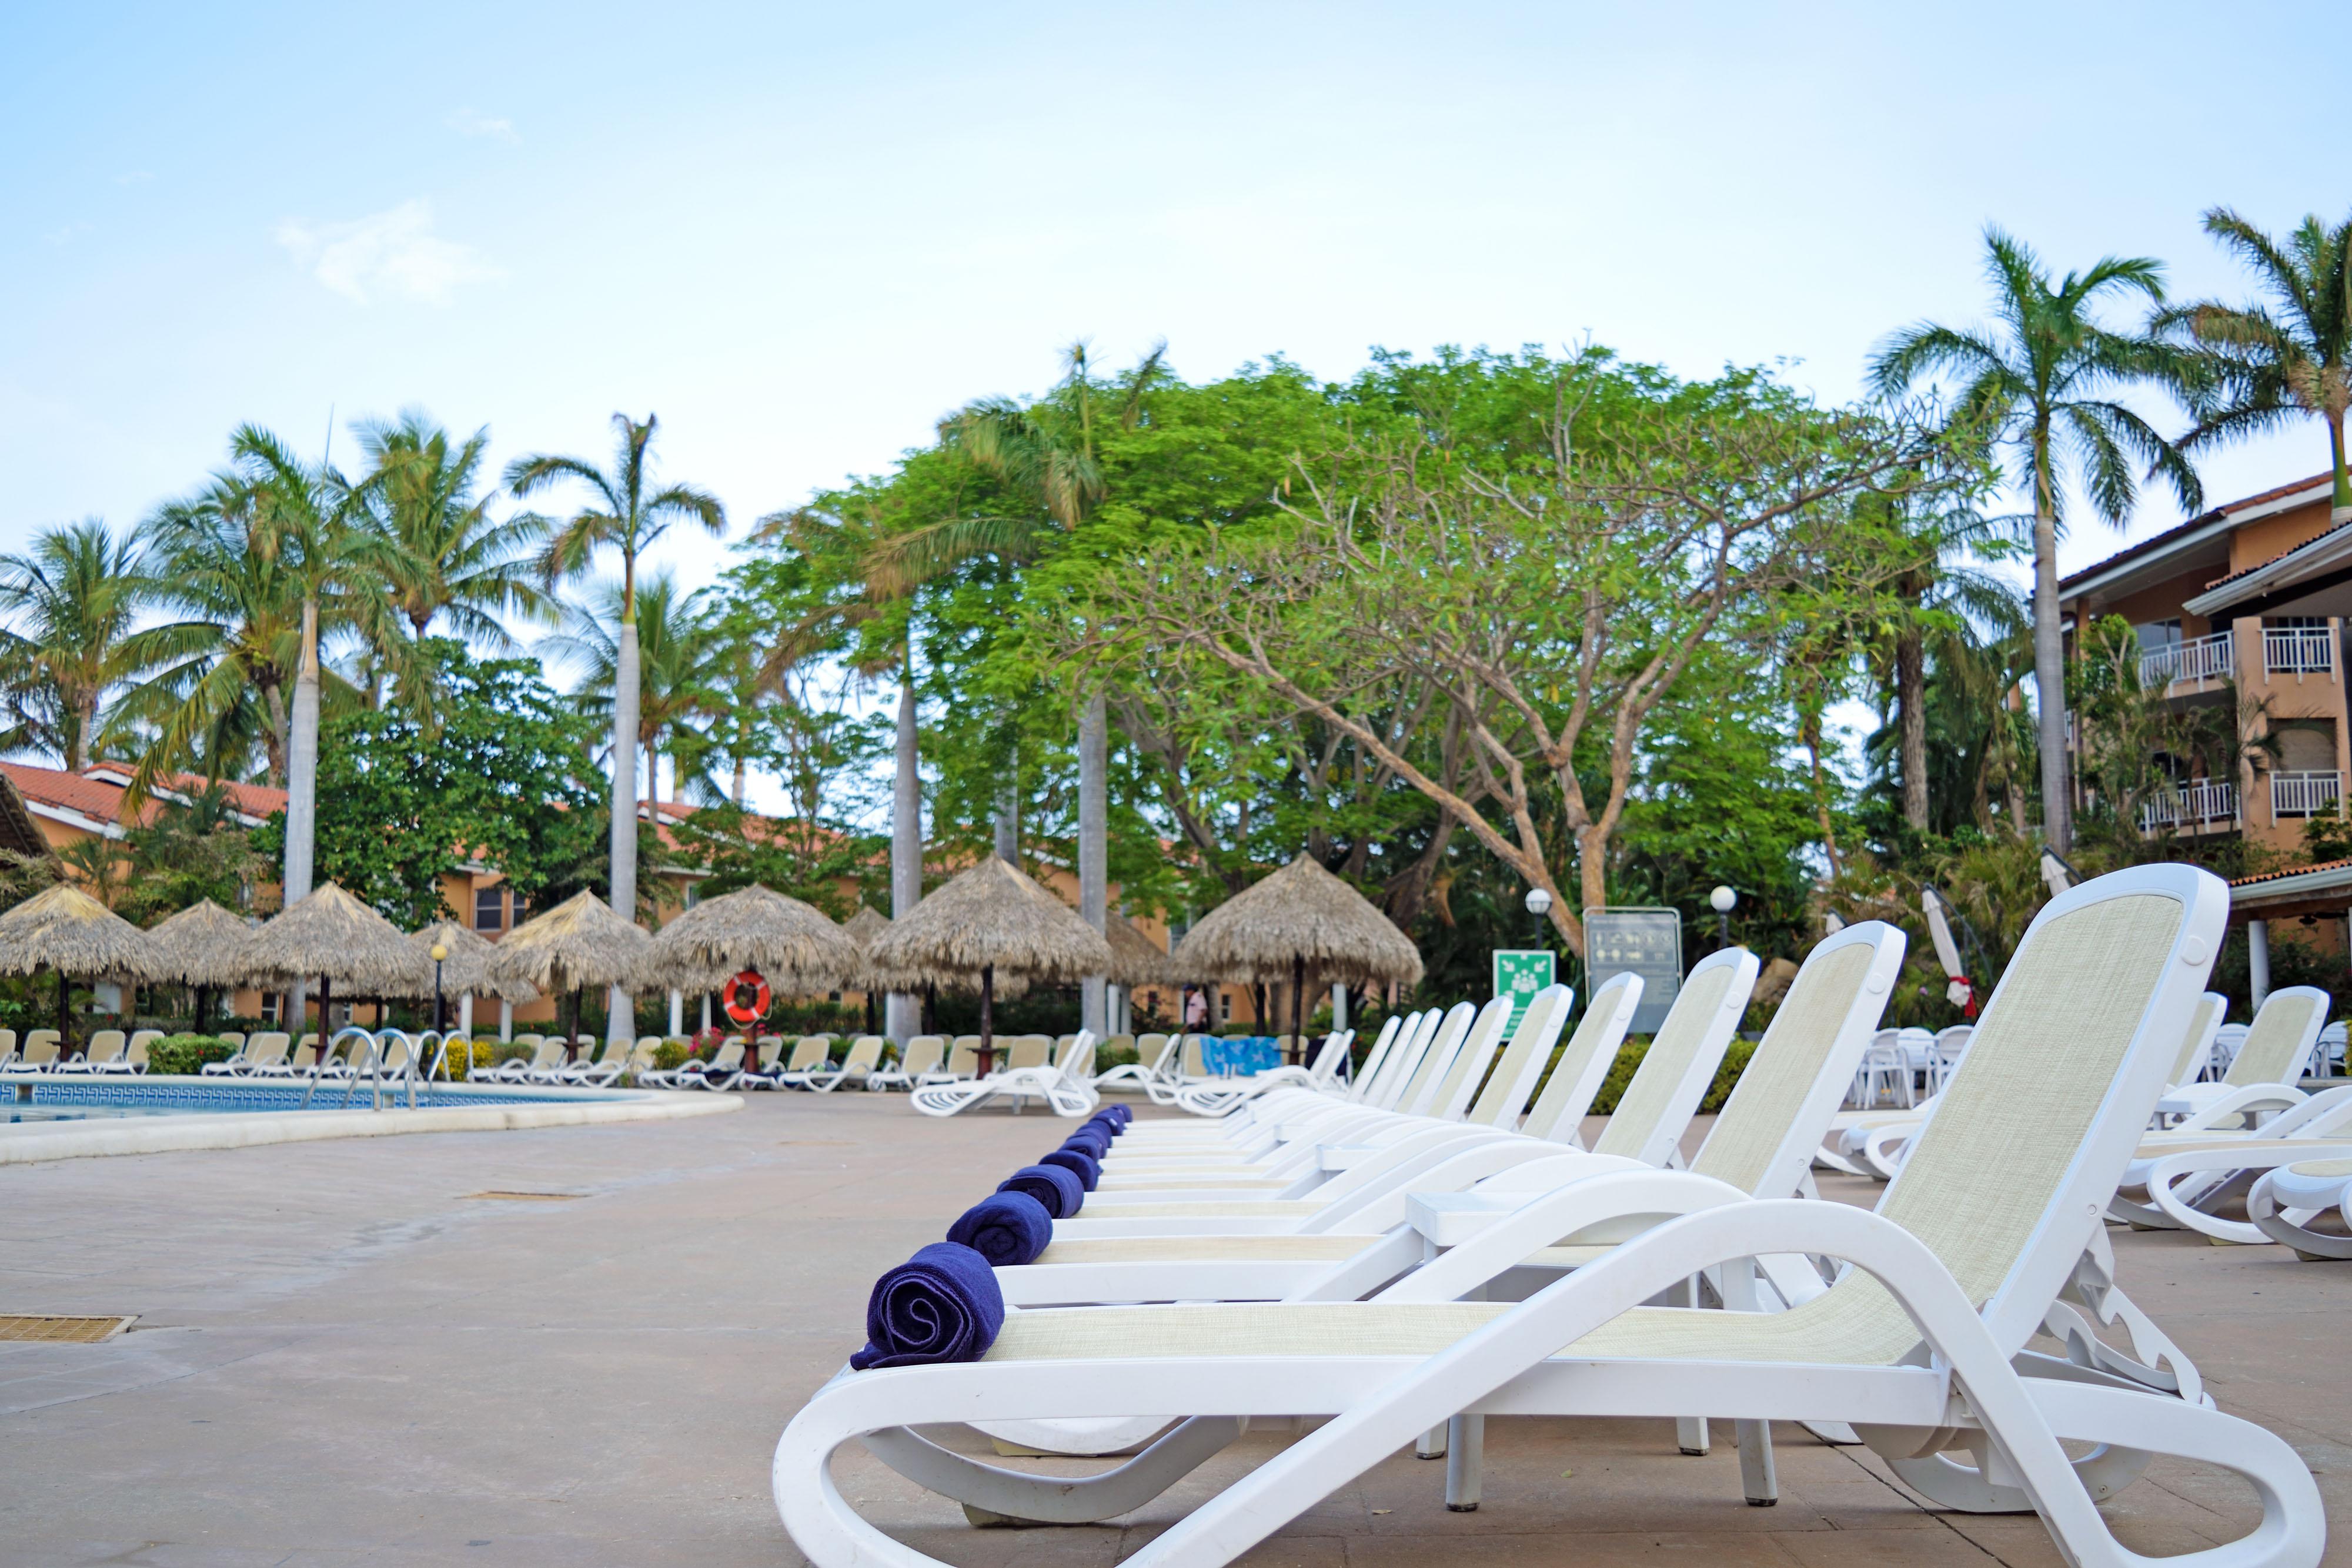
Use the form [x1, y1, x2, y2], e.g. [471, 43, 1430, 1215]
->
[148, 1034, 237, 1076]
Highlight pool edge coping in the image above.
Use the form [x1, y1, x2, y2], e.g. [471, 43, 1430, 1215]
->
[0, 1089, 741, 1165]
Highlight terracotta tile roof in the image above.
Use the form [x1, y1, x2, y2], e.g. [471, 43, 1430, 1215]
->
[2231, 857, 2352, 888]
[2059, 470, 2334, 593]
[0, 763, 287, 833]
[2192, 511, 2352, 595]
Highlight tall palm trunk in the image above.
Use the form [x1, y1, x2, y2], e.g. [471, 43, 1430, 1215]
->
[2030, 438, 2072, 854]
[886, 658, 922, 1042]
[606, 587, 641, 1047]
[1896, 624, 1929, 831]
[283, 597, 322, 1031]
[1078, 691, 1108, 1037]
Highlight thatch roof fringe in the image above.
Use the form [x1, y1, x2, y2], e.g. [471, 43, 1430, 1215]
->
[245, 883, 432, 994]
[0, 883, 159, 979]
[1172, 856, 1422, 987]
[483, 889, 650, 996]
[642, 883, 864, 992]
[144, 899, 255, 988]
[865, 856, 1113, 995]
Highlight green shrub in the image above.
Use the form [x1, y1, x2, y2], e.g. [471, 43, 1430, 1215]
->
[1583, 1033, 1758, 1116]
[650, 1041, 689, 1072]
[147, 1034, 236, 1075]
[1095, 1042, 1140, 1071]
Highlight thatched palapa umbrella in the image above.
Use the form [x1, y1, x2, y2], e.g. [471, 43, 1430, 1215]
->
[0, 884, 160, 1055]
[245, 883, 430, 1047]
[866, 856, 1113, 1071]
[1174, 856, 1422, 1062]
[841, 904, 891, 1033]
[642, 885, 866, 1028]
[408, 920, 534, 1032]
[145, 898, 255, 1034]
[483, 890, 650, 1061]
[1105, 911, 1174, 988]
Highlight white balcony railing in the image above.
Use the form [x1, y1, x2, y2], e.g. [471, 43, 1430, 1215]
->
[2271, 770, 2344, 818]
[2140, 778, 2239, 834]
[2140, 630, 2234, 688]
[2264, 626, 2336, 676]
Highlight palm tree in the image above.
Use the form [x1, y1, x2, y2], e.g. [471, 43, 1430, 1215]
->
[543, 572, 723, 812]
[2159, 207, 2352, 516]
[354, 409, 551, 640]
[506, 413, 724, 1041]
[876, 342, 1167, 1034]
[1870, 229, 2200, 854]
[0, 520, 163, 770]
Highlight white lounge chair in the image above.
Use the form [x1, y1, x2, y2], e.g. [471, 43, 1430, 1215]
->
[99, 1029, 163, 1075]
[2247, 1148, 2352, 1257]
[2151, 986, 2328, 1129]
[1090, 1032, 1177, 1095]
[762, 1037, 834, 1089]
[0, 1028, 18, 1072]
[805, 1036, 886, 1092]
[909, 1032, 1100, 1118]
[776, 864, 2327, 1568]
[54, 1029, 127, 1074]
[676, 1038, 751, 1090]
[868, 1037, 944, 1092]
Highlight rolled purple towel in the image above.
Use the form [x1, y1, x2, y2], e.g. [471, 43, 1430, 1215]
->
[947, 1191, 1054, 1266]
[1061, 1130, 1110, 1159]
[848, 1242, 1005, 1369]
[1098, 1105, 1131, 1129]
[1040, 1146, 1100, 1191]
[998, 1162, 1084, 1219]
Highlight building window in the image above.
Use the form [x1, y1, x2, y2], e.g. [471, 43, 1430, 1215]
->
[474, 885, 505, 932]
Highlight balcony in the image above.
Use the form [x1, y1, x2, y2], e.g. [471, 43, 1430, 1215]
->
[2271, 769, 2344, 818]
[2140, 778, 2239, 834]
[2140, 630, 2234, 689]
[2263, 626, 2336, 677]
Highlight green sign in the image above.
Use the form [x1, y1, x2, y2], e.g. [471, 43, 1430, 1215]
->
[1492, 950, 1556, 1034]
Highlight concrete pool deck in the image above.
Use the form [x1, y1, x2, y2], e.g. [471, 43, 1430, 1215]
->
[1, 1092, 2346, 1566]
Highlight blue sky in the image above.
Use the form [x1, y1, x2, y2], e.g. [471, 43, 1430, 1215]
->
[4, 1, 2345, 790]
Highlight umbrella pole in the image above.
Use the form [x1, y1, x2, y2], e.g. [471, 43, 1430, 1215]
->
[1291, 953, 1305, 1065]
[195, 987, 211, 1035]
[978, 963, 994, 1074]
[317, 974, 333, 1060]
[56, 969, 72, 1059]
[567, 988, 582, 1064]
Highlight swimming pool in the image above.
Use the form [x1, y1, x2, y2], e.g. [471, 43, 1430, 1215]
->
[2, 1078, 628, 1121]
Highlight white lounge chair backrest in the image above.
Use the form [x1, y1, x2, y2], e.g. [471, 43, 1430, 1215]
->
[1390, 1002, 1475, 1115]
[1341, 1013, 1404, 1100]
[1171, 1034, 1202, 1076]
[1424, 996, 1515, 1121]
[1369, 1008, 1448, 1110]
[1589, 946, 1758, 1166]
[1863, 861, 2225, 1357]
[1355, 1012, 1428, 1105]
[707, 1039, 747, 1072]
[1052, 1034, 1088, 1071]
[1007, 1037, 1051, 1071]
[947, 1037, 981, 1076]
[21, 1029, 61, 1066]
[1304, 1029, 1352, 1085]
[838, 1036, 884, 1075]
[0, 1028, 16, 1066]
[784, 1038, 828, 1073]
[2221, 987, 2328, 1086]
[1133, 1033, 1172, 1075]
[248, 1032, 290, 1066]
[897, 1037, 944, 1076]
[1465, 984, 1575, 1128]
[1689, 920, 1905, 1198]
[85, 1029, 126, 1064]
[2167, 991, 2227, 1088]
[1520, 974, 1642, 1143]
[219, 1031, 246, 1050]
[529, 1038, 566, 1071]
[123, 1031, 159, 1070]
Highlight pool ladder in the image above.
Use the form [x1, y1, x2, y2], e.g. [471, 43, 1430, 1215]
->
[298, 1028, 455, 1111]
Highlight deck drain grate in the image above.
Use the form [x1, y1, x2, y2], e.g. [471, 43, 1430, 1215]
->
[0, 1315, 136, 1343]
[462, 1190, 583, 1202]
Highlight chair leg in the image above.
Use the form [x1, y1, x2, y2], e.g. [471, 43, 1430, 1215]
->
[1445, 1414, 1484, 1509]
[1736, 1419, 1778, 1505]
[1674, 1272, 1709, 1454]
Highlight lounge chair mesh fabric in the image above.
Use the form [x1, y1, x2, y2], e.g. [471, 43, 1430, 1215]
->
[1591, 963, 1739, 1159]
[1465, 995, 1561, 1125]
[2169, 992, 2225, 1085]
[1689, 942, 1871, 1193]
[1035, 1235, 1367, 1264]
[1422, 1007, 1499, 1116]
[2225, 991, 2325, 1085]
[2287, 1156, 2352, 1179]
[988, 891, 2184, 1371]
[1520, 984, 1633, 1141]
[1385, 1015, 1459, 1112]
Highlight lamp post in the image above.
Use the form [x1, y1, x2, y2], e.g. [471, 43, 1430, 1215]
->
[429, 942, 448, 1035]
[1709, 885, 1736, 950]
[1524, 885, 1553, 945]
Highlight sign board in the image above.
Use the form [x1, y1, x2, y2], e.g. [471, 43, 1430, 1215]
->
[1583, 907, 1683, 1034]
[1491, 950, 1556, 1035]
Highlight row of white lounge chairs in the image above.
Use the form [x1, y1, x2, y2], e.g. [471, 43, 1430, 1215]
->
[773, 864, 2329, 1568]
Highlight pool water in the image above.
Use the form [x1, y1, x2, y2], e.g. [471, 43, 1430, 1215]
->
[4, 1079, 607, 1120]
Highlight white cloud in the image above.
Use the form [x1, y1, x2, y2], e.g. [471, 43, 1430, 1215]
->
[272, 199, 499, 305]
[445, 108, 517, 141]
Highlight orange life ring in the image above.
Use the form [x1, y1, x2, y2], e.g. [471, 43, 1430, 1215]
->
[724, 969, 771, 1027]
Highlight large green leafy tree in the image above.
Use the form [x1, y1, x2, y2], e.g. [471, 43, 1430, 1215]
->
[255, 641, 607, 928]
[2160, 206, 2352, 513]
[542, 570, 723, 806]
[1870, 228, 2200, 855]
[354, 409, 550, 642]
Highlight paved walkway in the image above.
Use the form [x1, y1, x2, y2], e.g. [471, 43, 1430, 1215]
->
[0, 1094, 2344, 1566]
